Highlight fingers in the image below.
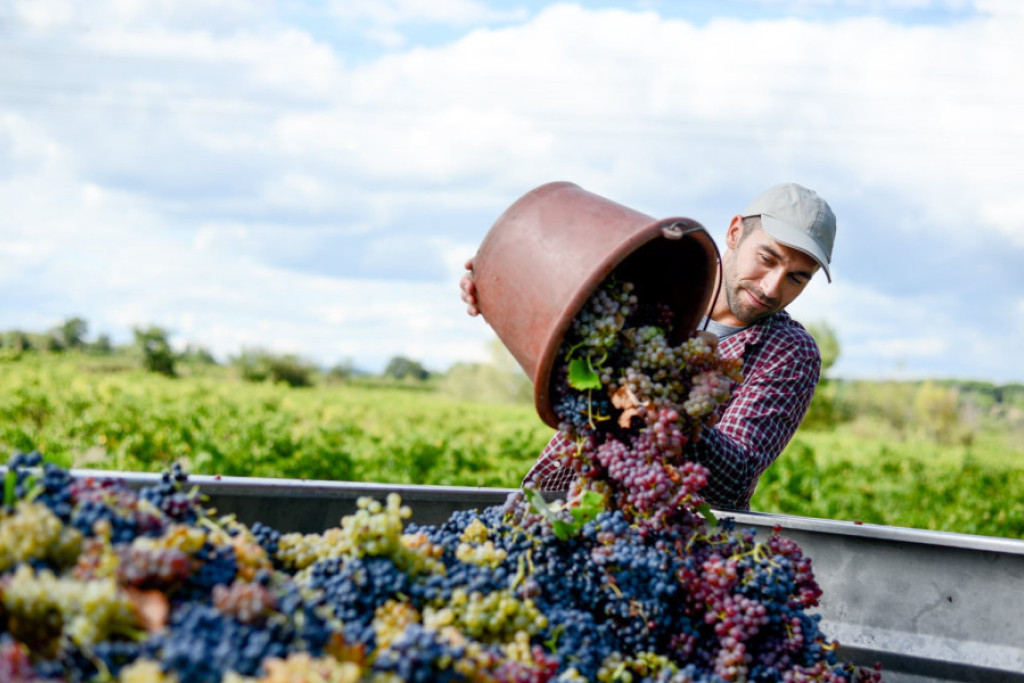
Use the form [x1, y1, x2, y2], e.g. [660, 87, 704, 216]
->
[459, 272, 480, 316]
[695, 329, 719, 351]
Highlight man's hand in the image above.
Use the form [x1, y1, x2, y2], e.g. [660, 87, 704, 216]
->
[694, 329, 719, 351]
[460, 258, 480, 316]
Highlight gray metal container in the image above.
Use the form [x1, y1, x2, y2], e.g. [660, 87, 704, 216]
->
[75, 469, 1024, 682]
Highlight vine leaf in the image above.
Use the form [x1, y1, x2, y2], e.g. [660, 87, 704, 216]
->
[524, 488, 606, 540]
[3, 469, 16, 508]
[567, 356, 602, 390]
[696, 502, 717, 525]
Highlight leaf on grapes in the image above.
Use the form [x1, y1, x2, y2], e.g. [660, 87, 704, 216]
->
[524, 487, 601, 540]
[570, 490, 605, 526]
[22, 474, 40, 501]
[523, 486, 553, 519]
[126, 587, 169, 632]
[696, 502, 717, 526]
[551, 519, 574, 540]
[3, 469, 16, 508]
[568, 356, 602, 390]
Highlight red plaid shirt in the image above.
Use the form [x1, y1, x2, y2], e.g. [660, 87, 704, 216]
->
[522, 310, 820, 511]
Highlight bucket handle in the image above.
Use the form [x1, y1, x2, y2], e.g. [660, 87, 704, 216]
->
[660, 221, 704, 240]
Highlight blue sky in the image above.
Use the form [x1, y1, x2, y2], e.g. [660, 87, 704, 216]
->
[1, 0, 1022, 382]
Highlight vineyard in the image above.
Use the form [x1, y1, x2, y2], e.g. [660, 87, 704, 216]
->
[3, 353, 1024, 539]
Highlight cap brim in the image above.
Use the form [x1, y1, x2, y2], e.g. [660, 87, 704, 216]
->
[759, 214, 832, 283]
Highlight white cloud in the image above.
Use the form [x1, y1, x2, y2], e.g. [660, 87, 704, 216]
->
[1, 2, 1023, 381]
[327, 0, 527, 27]
[9, 0, 275, 32]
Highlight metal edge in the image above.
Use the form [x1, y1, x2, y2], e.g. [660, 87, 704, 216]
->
[36, 468, 1024, 556]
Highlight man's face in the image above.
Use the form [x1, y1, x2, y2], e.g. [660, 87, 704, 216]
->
[719, 217, 820, 325]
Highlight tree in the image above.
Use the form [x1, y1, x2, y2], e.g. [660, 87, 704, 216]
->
[383, 356, 429, 381]
[181, 343, 218, 365]
[232, 349, 316, 387]
[134, 325, 177, 377]
[805, 322, 839, 378]
[54, 316, 89, 350]
[3, 331, 31, 353]
[326, 359, 358, 383]
[800, 321, 844, 429]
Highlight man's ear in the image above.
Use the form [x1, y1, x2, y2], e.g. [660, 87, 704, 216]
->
[725, 215, 745, 250]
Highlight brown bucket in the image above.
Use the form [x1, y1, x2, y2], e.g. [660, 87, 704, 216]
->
[472, 181, 720, 428]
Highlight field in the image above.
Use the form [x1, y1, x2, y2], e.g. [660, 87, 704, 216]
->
[3, 353, 1024, 539]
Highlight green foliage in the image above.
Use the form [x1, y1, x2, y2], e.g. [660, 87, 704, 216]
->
[180, 343, 218, 366]
[567, 356, 602, 390]
[232, 349, 316, 387]
[0, 354, 550, 488]
[325, 359, 359, 383]
[525, 488, 604, 540]
[133, 325, 177, 377]
[753, 436, 1024, 538]
[4, 353, 1024, 539]
[804, 321, 840, 377]
[51, 316, 89, 350]
[88, 333, 114, 355]
[438, 361, 532, 404]
[383, 355, 430, 381]
[799, 321, 844, 429]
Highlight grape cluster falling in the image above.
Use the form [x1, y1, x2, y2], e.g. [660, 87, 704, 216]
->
[0, 275, 883, 682]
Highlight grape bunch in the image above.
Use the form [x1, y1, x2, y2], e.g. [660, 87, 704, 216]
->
[540, 276, 743, 530]
[0, 450, 883, 682]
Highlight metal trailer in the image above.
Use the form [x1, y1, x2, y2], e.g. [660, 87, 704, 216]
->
[75, 469, 1024, 683]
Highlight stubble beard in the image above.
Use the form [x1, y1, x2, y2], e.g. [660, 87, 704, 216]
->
[722, 263, 779, 325]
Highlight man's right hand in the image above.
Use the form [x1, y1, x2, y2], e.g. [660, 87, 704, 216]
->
[460, 258, 480, 316]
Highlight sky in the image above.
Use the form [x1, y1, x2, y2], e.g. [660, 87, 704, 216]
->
[1, 0, 1022, 383]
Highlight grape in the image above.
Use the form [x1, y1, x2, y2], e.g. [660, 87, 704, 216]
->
[249, 652, 361, 682]
[0, 500, 83, 572]
[1, 564, 139, 650]
[543, 275, 744, 533]
[0, 450, 881, 683]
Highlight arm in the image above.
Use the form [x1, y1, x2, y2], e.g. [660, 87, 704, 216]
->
[685, 331, 820, 510]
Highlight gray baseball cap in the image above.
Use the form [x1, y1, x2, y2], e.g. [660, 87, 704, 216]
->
[741, 183, 836, 282]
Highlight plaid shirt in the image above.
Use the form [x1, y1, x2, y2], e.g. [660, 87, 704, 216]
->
[522, 310, 820, 511]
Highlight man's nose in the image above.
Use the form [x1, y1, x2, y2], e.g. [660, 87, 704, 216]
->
[760, 270, 784, 299]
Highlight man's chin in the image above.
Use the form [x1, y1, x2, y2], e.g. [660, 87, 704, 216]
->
[735, 306, 776, 325]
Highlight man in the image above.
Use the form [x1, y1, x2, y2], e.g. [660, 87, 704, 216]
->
[460, 182, 835, 510]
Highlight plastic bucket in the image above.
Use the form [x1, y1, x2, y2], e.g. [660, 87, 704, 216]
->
[472, 181, 720, 428]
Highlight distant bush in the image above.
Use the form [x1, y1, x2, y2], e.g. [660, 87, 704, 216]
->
[383, 356, 429, 381]
[133, 325, 177, 377]
[233, 349, 316, 388]
[180, 343, 219, 366]
[439, 361, 532, 404]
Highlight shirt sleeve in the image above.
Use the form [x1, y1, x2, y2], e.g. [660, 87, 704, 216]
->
[521, 431, 577, 491]
[685, 329, 820, 510]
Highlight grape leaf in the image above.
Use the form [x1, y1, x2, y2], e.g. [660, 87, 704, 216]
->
[569, 490, 604, 525]
[568, 356, 602, 390]
[525, 486, 605, 540]
[3, 469, 16, 508]
[696, 502, 717, 525]
[524, 486, 554, 519]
